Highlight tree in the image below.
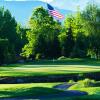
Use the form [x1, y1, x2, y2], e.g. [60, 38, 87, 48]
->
[0, 7, 20, 54]
[70, 8, 89, 58]
[58, 27, 67, 56]
[16, 24, 28, 53]
[22, 7, 61, 59]
[59, 15, 75, 57]
[0, 39, 8, 64]
[66, 26, 74, 57]
[81, 3, 100, 59]
[71, 33, 88, 58]
[0, 39, 15, 64]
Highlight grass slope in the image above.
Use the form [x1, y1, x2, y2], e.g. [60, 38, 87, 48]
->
[0, 83, 61, 98]
[74, 87, 100, 95]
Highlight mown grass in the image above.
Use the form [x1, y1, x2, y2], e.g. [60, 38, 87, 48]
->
[47, 95, 100, 100]
[69, 84, 100, 95]
[1, 83, 100, 99]
[0, 83, 61, 98]
[71, 87, 100, 95]
[0, 59, 100, 77]
[5, 58, 100, 66]
[59, 87, 100, 100]
[66, 79, 100, 100]
[46, 86, 100, 100]
[0, 59, 99, 99]
[0, 65, 100, 77]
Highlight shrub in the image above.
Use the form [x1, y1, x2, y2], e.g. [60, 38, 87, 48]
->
[57, 56, 66, 60]
[68, 78, 96, 90]
[35, 53, 42, 60]
[81, 78, 95, 87]
[68, 80, 75, 84]
[78, 73, 85, 80]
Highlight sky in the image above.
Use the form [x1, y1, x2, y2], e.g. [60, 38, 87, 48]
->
[1, 0, 100, 25]
[2, 0, 100, 11]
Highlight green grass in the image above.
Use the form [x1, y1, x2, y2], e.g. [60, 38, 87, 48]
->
[0, 59, 100, 99]
[6, 58, 100, 66]
[33, 58, 100, 66]
[0, 83, 61, 98]
[0, 59, 100, 77]
[67, 79, 100, 100]
[0, 65, 100, 77]
[69, 85, 100, 95]
[68, 79, 100, 95]
[1, 83, 100, 99]
[64, 87, 100, 100]
[46, 95, 100, 100]
[75, 87, 100, 95]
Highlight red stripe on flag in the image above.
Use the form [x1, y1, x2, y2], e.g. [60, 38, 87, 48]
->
[49, 10, 64, 19]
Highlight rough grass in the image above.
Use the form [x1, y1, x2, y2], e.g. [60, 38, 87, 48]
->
[0, 83, 61, 98]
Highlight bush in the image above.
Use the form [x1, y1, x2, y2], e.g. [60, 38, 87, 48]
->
[68, 78, 95, 90]
[35, 53, 42, 60]
[57, 56, 66, 60]
[68, 80, 75, 84]
[81, 78, 95, 87]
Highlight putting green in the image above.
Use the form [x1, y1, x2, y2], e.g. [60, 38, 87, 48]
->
[0, 64, 100, 77]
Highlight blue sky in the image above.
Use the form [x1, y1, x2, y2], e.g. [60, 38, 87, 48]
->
[1, 0, 100, 25]
[3, 0, 100, 11]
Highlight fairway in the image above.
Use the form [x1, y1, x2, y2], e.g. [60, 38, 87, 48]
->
[0, 60, 100, 99]
[0, 63, 100, 77]
[0, 83, 61, 98]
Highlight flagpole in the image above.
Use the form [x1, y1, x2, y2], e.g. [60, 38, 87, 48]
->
[2, 0, 5, 12]
[45, 0, 48, 8]
[2, 0, 4, 8]
[46, 0, 63, 24]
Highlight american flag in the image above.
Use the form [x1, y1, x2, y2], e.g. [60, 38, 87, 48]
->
[47, 3, 64, 19]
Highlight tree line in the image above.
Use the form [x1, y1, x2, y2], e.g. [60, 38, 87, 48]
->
[0, 3, 100, 64]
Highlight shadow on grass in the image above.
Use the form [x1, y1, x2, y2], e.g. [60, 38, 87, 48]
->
[46, 95, 100, 100]
[0, 87, 88, 100]
[0, 87, 62, 98]
[5, 58, 100, 68]
[71, 95, 100, 100]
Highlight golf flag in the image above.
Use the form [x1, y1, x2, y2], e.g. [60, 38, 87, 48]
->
[47, 3, 64, 19]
